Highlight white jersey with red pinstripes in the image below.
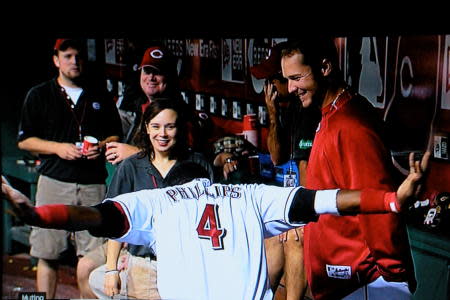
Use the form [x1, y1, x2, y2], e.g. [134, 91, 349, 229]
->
[108, 178, 303, 300]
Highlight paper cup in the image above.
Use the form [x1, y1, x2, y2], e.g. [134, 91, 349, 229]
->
[243, 114, 258, 147]
[81, 136, 98, 155]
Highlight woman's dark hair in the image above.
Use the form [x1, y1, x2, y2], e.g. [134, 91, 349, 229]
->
[133, 98, 189, 160]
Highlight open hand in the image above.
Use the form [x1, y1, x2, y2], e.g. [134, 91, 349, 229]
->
[104, 271, 121, 298]
[396, 151, 431, 210]
[264, 80, 278, 117]
[1, 175, 35, 221]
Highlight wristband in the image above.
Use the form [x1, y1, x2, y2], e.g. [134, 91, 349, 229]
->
[105, 269, 119, 274]
[360, 189, 400, 213]
[383, 192, 400, 213]
[35, 204, 70, 228]
[314, 189, 340, 215]
[288, 188, 318, 223]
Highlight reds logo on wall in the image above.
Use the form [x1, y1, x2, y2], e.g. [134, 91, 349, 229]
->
[341, 35, 442, 174]
[247, 38, 287, 95]
[383, 36, 440, 174]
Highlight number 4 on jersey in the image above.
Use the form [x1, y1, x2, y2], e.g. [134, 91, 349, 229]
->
[196, 204, 226, 250]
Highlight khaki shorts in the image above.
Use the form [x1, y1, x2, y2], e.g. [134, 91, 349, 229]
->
[83, 241, 108, 266]
[127, 255, 159, 299]
[89, 253, 159, 299]
[30, 175, 106, 260]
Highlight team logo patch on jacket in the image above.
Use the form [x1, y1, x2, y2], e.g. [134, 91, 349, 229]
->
[326, 264, 351, 279]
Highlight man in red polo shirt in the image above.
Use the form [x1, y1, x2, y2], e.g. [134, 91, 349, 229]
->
[281, 37, 418, 299]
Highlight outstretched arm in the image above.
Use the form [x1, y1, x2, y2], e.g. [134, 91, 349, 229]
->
[288, 151, 430, 222]
[2, 175, 126, 236]
[352, 151, 430, 214]
[1, 177, 101, 230]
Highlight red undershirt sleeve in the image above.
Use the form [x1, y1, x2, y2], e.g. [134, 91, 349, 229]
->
[34, 204, 70, 228]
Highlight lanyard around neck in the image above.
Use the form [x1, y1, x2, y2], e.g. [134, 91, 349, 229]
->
[59, 85, 87, 142]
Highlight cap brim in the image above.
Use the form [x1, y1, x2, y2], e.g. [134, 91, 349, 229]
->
[139, 64, 161, 71]
[250, 64, 276, 80]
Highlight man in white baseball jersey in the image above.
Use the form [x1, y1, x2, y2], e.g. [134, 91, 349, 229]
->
[1, 153, 429, 300]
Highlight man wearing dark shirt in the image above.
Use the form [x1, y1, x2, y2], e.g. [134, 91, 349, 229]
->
[17, 38, 123, 299]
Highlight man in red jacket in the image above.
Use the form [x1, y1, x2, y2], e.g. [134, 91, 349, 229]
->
[281, 37, 419, 299]
[2, 153, 428, 300]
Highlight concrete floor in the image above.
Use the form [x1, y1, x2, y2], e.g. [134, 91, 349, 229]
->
[1, 253, 80, 299]
[1, 253, 310, 300]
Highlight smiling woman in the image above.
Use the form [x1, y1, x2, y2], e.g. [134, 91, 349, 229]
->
[83, 97, 214, 299]
[134, 98, 189, 163]
[145, 103, 181, 177]
[147, 109, 178, 152]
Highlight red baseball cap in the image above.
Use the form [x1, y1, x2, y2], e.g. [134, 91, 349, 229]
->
[54, 38, 83, 51]
[250, 42, 287, 79]
[140, 45, 172, 71]
[54, 39, 67, 50]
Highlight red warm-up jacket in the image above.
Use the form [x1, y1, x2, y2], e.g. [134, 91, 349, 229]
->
[304, 91, 416, 300]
